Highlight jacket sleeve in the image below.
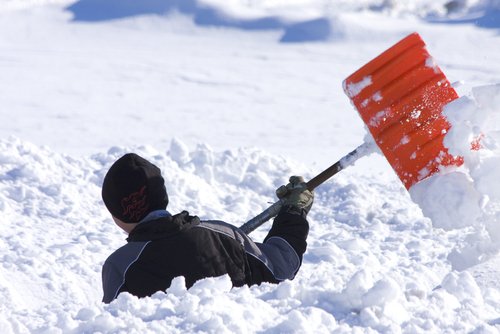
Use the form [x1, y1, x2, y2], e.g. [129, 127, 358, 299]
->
[251, 206, 309, 281]
[102, 241, 150, 303]
[200, 216, 308, 284]
[264, 206, 309, 261]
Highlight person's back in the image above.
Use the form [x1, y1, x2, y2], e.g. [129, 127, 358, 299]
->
[101, 153, 313, 303]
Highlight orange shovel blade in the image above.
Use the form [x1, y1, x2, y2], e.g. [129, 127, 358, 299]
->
[343, 32, 462, 189]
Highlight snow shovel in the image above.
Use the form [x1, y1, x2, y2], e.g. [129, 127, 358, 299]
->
[240, 32, 462, 234]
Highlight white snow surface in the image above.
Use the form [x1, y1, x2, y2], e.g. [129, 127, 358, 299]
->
[1, 0, 500, 332]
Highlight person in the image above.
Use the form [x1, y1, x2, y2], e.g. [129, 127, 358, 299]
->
[101, 153, 314, 303]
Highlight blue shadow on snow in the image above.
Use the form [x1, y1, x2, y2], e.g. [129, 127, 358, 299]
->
[66, 0, 190, 21]
[66, 0, 332, 42]
[426, 8, 500, 30]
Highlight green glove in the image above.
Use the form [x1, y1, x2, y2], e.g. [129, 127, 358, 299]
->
[276, 176, 314, 215]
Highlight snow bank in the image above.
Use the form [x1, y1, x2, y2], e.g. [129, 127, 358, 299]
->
[410, 84, 500, 270]
[1, 136, 499, 332]
[61, 0, 499, 43]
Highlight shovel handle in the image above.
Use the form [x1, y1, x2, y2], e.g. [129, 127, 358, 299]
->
[239, 142, 374, 234]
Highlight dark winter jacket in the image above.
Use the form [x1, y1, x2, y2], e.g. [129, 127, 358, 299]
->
[102, 207, 309, 303]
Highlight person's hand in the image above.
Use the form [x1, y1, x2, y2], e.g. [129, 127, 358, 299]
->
[276, 176, 314, 215]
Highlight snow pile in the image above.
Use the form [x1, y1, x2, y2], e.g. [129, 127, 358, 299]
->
[410, 84, 500, 270]
[1, 136, 499, 332]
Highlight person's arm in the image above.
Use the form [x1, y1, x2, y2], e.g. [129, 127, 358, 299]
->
[257, 176, 313, 280]
[102, 242, 150, 303]
[199, 177, 313, 284]
[264, 205, 309, 264]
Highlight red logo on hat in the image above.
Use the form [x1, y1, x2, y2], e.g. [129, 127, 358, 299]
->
[121, 186, 149, 222]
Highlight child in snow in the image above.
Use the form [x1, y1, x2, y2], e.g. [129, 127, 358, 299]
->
[101, 153, 314, 303]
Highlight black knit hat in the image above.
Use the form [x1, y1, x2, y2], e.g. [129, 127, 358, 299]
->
[102, 153, 168, 223]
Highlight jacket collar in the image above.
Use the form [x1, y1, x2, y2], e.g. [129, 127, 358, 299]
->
[139, 209, 172, 224]
[127, 211, 200, 242]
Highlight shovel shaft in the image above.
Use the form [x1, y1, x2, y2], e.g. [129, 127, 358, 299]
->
[306, 142, 374, 190]
[239, 142, 374, 234]
[239, 199, 286, 234]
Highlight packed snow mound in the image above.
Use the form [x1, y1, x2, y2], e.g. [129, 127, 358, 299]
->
[410, 84, 500, 270]
[1, 136, 499, 332]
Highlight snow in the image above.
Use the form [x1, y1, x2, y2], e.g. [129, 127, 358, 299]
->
[410, 84, 500, 270]
[1, 0, 500, 332]
[344, 76, 373, 98]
